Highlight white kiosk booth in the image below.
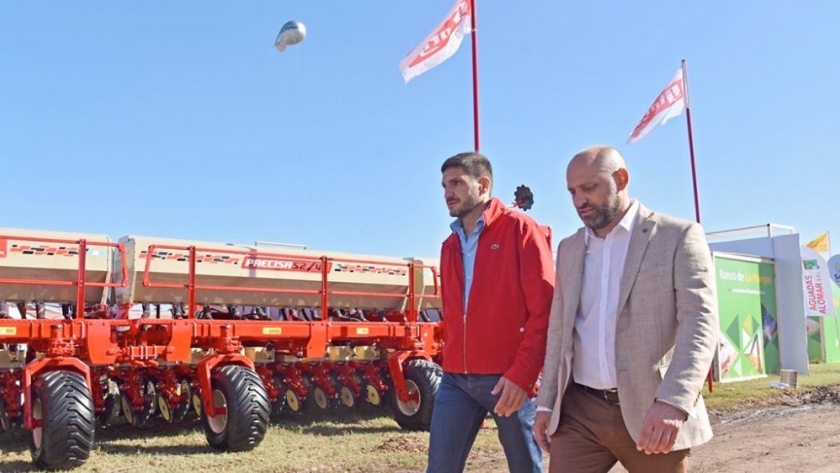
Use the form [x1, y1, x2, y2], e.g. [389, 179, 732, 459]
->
[705, 224, 812, 377]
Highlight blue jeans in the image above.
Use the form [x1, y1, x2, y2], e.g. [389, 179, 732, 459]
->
[427, 373, 543, 473]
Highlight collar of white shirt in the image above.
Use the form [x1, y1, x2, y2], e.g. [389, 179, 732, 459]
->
[583, 199, 640, 246]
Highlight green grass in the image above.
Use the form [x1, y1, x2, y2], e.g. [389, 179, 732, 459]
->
[1, 364, 839, 472]
[0, 406, 513, 473]
[702, 362, 840, 410]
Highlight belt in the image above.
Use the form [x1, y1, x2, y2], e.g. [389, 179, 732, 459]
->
[575, 383, 620, 405]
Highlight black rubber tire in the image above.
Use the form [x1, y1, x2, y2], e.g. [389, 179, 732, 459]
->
[29, 370, 95, 470]
[388, 359, 441, 431]
[201, 365, 270, 452]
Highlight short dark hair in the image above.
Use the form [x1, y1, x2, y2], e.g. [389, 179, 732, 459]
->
[440, 152, 493, 181]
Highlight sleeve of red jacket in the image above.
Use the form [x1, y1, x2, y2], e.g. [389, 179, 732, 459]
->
[504, 219, 556, 392]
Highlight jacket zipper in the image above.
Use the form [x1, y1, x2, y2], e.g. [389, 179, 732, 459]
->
[463, 311, 468, 373]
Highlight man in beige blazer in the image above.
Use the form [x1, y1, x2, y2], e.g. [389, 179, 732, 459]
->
[534, 146, 718, 472]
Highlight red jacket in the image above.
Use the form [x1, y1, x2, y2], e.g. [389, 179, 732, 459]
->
[440, 197, 555, 393]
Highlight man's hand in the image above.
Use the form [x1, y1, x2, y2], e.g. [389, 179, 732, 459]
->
[533, 411, 553, 452]
[636, 400, 687, 455]
[490, 376, 527, 417]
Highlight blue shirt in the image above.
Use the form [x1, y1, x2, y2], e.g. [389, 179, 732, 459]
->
[449, 215, 485, 311]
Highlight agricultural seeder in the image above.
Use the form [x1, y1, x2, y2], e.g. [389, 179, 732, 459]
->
[0, 228, 443, 470]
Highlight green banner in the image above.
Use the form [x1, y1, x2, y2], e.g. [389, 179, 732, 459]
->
[714, 254, 774, 380]
[827, 288, 840, 363]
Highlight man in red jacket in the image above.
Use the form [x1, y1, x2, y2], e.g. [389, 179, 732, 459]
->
[427, 152, 555, 473]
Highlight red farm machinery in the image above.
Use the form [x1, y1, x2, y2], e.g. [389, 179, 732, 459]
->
[0, 228, 443, 470]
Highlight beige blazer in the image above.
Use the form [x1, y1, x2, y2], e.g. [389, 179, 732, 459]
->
[536, 203, 718, 451]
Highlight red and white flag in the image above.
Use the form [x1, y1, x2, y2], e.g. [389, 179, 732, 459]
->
[399, 0, 472, 83]
[627, 68, 686, 144]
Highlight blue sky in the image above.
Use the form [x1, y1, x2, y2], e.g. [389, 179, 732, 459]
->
[1, 1, 838, 259]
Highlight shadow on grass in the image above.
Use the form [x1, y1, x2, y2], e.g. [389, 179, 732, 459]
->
[95, 416, 205, 441]
[0, 420, 212, 459]
[0, 405, 406, 457]
[272, 405, 408, 436]
[0, 428, 29, 448]
[0, 460, 39, 473]
[291, 422, 403, 436]
[96, 442, 219, 456]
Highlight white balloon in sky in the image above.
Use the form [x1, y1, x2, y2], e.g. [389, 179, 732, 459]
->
[275, 21, 306, 52]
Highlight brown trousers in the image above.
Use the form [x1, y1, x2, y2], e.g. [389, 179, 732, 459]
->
[549, 383, 689, 473]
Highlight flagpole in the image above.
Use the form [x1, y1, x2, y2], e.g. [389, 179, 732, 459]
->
[682, 59, 701, 224]
[682, 59, 714, 394]
[470, 0, 480, 152]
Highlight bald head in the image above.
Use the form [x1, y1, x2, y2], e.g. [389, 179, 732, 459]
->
[566, 145, 632, 237]
[568, 145, 627, 178]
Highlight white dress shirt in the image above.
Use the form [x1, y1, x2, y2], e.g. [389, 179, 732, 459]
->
[572, 200, 639, 390]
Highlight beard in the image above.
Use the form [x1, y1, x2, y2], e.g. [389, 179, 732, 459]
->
[448, 192, 482, 218]
[578, 196, 621, 231]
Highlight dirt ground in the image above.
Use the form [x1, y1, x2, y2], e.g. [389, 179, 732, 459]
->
[589, 386, 840, 473]
[463, 386, 840, 473]
[678, 386, 840, 473]
[679, 403, 840, 473]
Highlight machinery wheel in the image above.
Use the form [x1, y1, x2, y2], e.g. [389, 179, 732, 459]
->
[119, 393, 134, 425]
[284, 389, 303, 414]
[98, 391, 120, 428]
[337, 383, 356, 410]
[308, 385, 331, 411]
[192, 390, 203, 417]
[157, 391, 173, 423]
[120, 381, 156, 427]
[360, 381, 384, 407]
[29, 370, 95, 470]
[270, 374, 286, 416]
[201, 365, 270, 452]
[172, 380, 192, 422]
[388, 359, 441, 431]
[158, 380, 191, 423]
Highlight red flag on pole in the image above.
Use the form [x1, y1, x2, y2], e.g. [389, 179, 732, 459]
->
[627, 68, 686, 145]
[630, 60, 712, 393]
[399, 0, 472, 83]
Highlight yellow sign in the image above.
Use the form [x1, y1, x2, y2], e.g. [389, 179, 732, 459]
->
[0, 327, 17, 336]
[262, 327, 283, 335]
[356, 328, 370, 335]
